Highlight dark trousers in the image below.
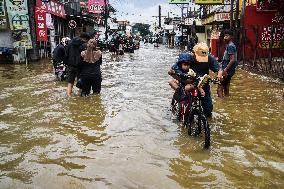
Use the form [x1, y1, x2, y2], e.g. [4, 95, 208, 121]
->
[80, 75, 102, 96]
[201, 87, 213, 117]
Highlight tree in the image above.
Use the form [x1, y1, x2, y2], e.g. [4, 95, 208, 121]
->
[132, 23, 151, 37]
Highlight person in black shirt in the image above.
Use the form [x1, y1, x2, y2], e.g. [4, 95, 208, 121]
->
[77, 39, 103, 96]
[65, 33, 91, 96]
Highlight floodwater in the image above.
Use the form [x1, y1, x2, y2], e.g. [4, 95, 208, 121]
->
[0, 44, 283, 189]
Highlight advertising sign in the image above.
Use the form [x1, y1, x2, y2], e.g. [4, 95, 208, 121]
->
[0, 0, 7, 29]
[35, 6, 48, 41]
[256, 0, 280, 11]
[184, 18, 194, 25]
[88, 0, 108, 14]
[169, 0, 190, 4]
[194, 0, 224, 5]
[36, 0, 66, 18]
[5, 0, 32, 49]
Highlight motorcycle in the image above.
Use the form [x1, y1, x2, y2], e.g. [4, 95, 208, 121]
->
[54, 62, 67, 81]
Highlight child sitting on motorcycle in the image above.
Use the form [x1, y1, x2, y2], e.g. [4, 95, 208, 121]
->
[168, 53, 205, 96]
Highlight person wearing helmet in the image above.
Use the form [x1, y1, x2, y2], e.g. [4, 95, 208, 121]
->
[52, 37, 69, 68]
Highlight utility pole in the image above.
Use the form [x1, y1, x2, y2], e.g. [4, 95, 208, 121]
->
[230, 0, 235, 29]
[27, 0, 39, 61]
[104, 0, 108, 40]
[235, 0, 240, 28]
[159, 5, 161, 28]
[152, 5, 166, 28]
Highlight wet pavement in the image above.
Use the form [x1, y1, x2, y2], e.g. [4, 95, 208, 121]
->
[0, 44, 283, 188]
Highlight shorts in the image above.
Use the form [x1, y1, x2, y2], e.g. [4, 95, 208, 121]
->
[66, 66, 78, 83]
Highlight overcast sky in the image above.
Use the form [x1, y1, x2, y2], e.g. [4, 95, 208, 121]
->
[109, 0, 198, 25]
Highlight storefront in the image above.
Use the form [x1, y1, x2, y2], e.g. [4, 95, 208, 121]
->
[202, 12, 233, 58]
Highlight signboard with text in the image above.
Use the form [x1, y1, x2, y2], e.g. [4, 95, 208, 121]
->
[194, 0, 224, 5]
[36, 0, 66, 18]
[0, 0, 7, 29]
[169, 0, 190, 4]
[35, 6, 48, 41]
[244, 5, 284, 59]
[5, 0, 32, 49]
[88, 0, 108, 14]
[256, 0, 281, 11]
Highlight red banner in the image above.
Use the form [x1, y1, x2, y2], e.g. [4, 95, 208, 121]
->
[36, 0, 66, 18]
[35, 6, 48, 41]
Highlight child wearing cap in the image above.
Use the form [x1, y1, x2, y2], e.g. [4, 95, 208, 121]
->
[168, 53, 205, 96]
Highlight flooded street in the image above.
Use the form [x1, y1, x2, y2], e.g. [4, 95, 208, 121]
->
[0, 44, 283, 188]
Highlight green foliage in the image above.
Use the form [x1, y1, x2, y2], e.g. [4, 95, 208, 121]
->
[132, 23, 151, 37]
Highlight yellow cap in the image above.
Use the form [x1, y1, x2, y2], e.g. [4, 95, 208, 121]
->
[193, 42, 209, 62]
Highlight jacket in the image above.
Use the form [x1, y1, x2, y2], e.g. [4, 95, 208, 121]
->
[52, 44, 65, 64]
[65, 37, 86, 67]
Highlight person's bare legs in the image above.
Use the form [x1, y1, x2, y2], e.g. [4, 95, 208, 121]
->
[217, 85, 224, 98]
[67, 83, 74, 97]
[224, 82, 230, 97]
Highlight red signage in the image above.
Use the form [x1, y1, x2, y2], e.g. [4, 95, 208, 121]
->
[36, 0, 66, 18]
[244, 5, 284, 58]
[35, 6, 48, 41]
[88, 0, 108, 14]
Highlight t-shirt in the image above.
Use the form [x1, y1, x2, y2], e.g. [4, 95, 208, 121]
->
[190, 54, 219, 76]
[221, 41, 237, 76]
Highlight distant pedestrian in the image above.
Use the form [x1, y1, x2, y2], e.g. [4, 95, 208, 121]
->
[217, 29, 238, 98]
[77, 39, 103, 96]
[65, 33, 91, 96]
[52, 37, 70, 68]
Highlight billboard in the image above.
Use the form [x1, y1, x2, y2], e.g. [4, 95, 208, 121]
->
[5, 0, 32, 49]
[169, 0, 190, 4]
[35, 6, 48, 41]
[256, 0, 281, 11]
[88, 0, 108, 14]
[194, 0, 224, 5]
[0, 0, 7, 30]
[36, 0, 66, 18]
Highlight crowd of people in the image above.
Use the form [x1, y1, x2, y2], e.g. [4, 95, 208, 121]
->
[53, 32, 102, 97]
[168, 29, 238, 117]
[52, 29, 282, 105]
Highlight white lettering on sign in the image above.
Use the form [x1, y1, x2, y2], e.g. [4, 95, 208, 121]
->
[89, 5, 104, 11]
[37, 15, 44, 21]
[261, 25, 284, 41]
[39, 30, 46, 37]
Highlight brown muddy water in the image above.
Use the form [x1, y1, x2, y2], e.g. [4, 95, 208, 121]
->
[0, 44, 283, 188]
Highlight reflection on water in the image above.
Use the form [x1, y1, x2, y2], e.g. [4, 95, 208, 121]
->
[0, 45, 283, 188]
